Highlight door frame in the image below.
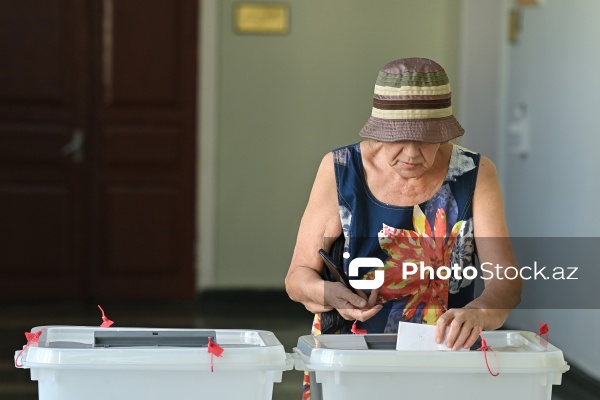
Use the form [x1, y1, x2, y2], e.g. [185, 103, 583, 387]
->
[197, 0, 218, 291]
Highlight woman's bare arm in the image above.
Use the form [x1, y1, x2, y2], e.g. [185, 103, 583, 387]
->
[435, 156, 522, 349]
[285, 153, 382, 321]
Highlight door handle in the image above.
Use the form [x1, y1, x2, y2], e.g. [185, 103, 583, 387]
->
[61, 129, 84, 163]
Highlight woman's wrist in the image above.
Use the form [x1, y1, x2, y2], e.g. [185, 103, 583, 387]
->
[463, 303, 510, 330]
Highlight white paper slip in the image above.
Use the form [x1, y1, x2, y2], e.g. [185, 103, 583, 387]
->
[396, 321, 465, 351]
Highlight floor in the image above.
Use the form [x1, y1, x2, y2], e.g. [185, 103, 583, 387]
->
[0, 301, 576, 399]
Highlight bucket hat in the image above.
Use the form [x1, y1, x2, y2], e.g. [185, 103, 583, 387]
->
[359, 57, 464, 143]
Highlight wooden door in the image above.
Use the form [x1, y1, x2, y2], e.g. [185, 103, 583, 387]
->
[0, 0, 197, 300]
[0, 0, 89, 299]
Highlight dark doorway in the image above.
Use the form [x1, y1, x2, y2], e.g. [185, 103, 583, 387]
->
[0, 0, 198, 300]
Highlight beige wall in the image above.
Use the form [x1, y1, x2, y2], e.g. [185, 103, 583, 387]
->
[202, 0, 462, 288]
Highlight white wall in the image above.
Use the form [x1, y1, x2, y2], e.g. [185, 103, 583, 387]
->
[460, 0, 600, 380]
[457, 0, 511, 180]
[503, 0, 600, 380]
[201, 0, 461, 289]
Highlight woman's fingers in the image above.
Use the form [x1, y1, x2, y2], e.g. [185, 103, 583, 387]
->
[435, 308, 485, 350]
[324, 282, 382, 322]
[339, 304, 383, 321]
[330, 283, 368, 309]
[366, 288, 379, 308]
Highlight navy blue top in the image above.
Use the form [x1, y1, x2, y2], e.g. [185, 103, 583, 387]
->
[333, 142, 481, 333]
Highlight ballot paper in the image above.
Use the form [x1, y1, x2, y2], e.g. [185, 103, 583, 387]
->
[396, 321, 465, 351]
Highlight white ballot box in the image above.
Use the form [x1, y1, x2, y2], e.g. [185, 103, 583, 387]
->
[15, 326, 293, 400]
[294, 330, 569, 400]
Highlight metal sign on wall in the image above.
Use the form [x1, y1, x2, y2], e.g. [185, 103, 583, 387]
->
[234, 3, 290, 35]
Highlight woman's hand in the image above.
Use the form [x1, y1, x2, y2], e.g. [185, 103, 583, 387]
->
[434, 307, 486, 350]
[323, 281, 382, 321]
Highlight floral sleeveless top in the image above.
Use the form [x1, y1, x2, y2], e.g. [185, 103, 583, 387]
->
[314, 142, 480, 334]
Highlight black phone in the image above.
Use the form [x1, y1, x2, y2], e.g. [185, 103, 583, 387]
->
[469, 336, 483, 351]
[318, 249, 358, 294]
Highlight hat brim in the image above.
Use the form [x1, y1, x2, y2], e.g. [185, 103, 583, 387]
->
[359, 116, 465, 143]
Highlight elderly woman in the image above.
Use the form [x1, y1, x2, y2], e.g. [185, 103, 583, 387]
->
[285, 57, 522, 354]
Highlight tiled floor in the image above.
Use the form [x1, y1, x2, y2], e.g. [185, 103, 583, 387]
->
[0, 301, 582, 399]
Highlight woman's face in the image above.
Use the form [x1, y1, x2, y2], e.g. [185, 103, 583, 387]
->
[380, 140, 441, 178]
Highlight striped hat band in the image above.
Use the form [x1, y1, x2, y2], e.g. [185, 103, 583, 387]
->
[359, 57, 464, 143]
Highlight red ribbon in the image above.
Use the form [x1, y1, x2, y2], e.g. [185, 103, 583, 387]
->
[207, 336, 224, 372]
[351, 320, 367, 334]
[98, 305, 114, 328]
[538, 321, 549, 342]
[477, 328, 499, 377]
[25, 331, 42, 344]
[15, 329, 44, 368]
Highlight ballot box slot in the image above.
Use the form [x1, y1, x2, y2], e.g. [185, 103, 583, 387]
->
[94, 330, 217, 348]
